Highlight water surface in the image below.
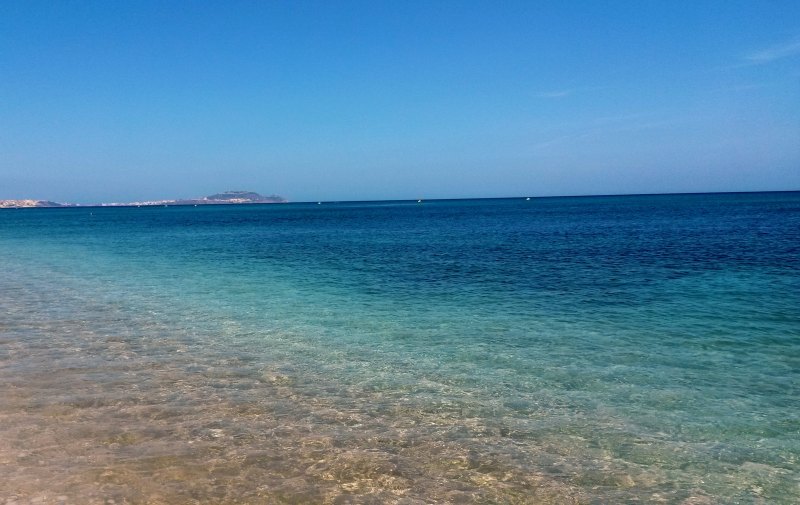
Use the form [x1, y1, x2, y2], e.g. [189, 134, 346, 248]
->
[1, 193, 798, 504]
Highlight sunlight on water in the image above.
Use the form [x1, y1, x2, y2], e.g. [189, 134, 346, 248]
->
[1, 193, 799, 504]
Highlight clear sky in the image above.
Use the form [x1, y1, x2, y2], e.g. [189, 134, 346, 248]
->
[1, 1, 798, 203]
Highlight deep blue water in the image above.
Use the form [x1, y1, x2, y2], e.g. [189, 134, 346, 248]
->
[1, 192, 798, 503]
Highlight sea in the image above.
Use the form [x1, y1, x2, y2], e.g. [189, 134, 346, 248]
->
[1, 192, 798, 504]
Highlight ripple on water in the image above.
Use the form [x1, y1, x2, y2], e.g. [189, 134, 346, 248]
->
[2, 195, 799, 503]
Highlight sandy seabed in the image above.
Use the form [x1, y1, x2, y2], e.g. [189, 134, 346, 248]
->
[0, 325, 594, 505]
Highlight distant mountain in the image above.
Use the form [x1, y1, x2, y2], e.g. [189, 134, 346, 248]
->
[102, 190, 288, 207]
[191, 191, 286, 204]
[1, 191, 287, 209]
[204, 191, 269, 201]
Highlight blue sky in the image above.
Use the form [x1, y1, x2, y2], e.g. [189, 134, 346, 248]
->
[1, 1, 798, 202]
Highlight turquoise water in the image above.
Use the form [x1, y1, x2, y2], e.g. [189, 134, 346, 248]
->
[1, 193, 798, 504]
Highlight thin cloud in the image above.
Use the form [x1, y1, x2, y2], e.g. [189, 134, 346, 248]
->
[537, 89, 572, 99]
[536, 85, 609, 99]
[529, 116, 681, 152]
[529, 133, 580, 151]
[725, 83, 767, 91]
[744, 38, 800, 64]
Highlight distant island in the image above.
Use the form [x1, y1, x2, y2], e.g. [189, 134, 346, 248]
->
[0, 191, 287, 209]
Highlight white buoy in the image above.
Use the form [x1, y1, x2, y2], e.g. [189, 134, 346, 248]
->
[526, 197, 531, 201]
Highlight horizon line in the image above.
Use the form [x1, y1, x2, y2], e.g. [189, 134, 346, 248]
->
[2, 189, 798, 210]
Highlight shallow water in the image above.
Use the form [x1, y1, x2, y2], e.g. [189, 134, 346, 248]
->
[1, 193, 799, 504]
